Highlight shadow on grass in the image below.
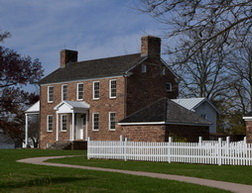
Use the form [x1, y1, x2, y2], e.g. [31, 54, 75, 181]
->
[0, 176, 94, 190]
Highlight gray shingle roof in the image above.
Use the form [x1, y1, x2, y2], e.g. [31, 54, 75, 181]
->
[39, 53, 145, 84]
[119, 98, 212, 126]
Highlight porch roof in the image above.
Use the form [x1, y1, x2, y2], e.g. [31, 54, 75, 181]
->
[25, 101, 40, 114]
[54, 100, 90, 114]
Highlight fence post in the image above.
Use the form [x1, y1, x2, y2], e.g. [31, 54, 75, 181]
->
[218, 138, 222, 166]
[124, 138, 128, 161]
[87, 137, 90, 160]
[168, 137, 172, 163]
[199, 136, 202, 146]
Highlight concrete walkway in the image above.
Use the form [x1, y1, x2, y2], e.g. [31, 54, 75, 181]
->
[17, 156, 252, 193]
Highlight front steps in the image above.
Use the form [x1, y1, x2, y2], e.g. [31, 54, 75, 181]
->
[47, 140, 87, 150]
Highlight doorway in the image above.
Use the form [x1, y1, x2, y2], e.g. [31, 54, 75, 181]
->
[75, 114, 86, 140]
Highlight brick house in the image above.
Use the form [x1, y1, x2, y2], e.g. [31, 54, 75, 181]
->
[26, 36, 210, 149]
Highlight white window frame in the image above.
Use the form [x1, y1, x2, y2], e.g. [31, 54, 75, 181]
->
[166, 82, 172, 92]
[109, 112, 116, 131]
[93, 81, 100, 100]
[47, 86, 54, 103]
[61, 114, 67, 132]
[109, 79, 116, 99]
[77, 83, 84, 100]
[61, 84, 68, 101]
[141, 64, 147, 73]
[92, 112, 99, 131]
[47, 115, 53, 132]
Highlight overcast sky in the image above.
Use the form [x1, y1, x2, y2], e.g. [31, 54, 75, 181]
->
[0, 0, 165, 82]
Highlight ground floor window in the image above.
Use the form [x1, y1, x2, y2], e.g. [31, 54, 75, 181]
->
[61, 115, 67, 131]
[47, 115, 53, 132]
[92, 113, 99, 130]
[109, 112, 116, 130]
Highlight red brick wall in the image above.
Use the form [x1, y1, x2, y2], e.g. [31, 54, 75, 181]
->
[126, 59, 179, 116]
[167, 125, 209, 142]
[121, 125, 166, 142]
[245, 121, 252, 143]
[40, 76, 126, 148]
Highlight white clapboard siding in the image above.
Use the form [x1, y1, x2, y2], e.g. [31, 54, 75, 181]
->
[87, 137, 252, 166]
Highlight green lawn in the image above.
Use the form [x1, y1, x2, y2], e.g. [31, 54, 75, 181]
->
[49, 150, 252, 186]
[0, 149, 229, 193]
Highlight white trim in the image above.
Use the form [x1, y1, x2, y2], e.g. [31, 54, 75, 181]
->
[47, 115, 53, 132]
[56, 113, 59, 141]
[60, 114, 67, 132]
[47, 86, 54, 103]
[25, 114, 28, 147]
[166, 82, 172, 92]
[160, 58, 181, 80]
[92, 112, 99, 131]
[118, 122, 166, 126]
[61, 84, 68, 101]
[243, 117, 252, 121]
[141, 64, 147, 73]
[109, 112, 116, 131]
[93, 81, 100, 100]
[109, 79, 116, 99]
[124, 56, 148, 74]
[77, 82, 84, 101]
[40, 75, 123, 86]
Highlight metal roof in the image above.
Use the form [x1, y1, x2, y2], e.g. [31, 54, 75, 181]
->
[172, 98, 219, 114]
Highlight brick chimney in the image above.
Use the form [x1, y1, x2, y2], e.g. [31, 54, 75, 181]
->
[141, 36, 161, 60]
[60, 49, 78, 68]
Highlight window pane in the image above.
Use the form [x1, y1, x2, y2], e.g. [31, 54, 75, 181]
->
[48, 86, 54, 102]
[110, 80, 116, 98]
[47, 115, 53, 132]
[110, 112, 116, 130]
[93, 113, 99, 130]
[78, 83, 84, 100]
[62, 85, 68, 100]
[93, 82, 99, 99]
[61, 115, 67, 131]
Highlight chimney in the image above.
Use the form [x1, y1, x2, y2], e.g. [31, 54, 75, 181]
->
[141, 36, 161, 60]
[60, 49, 78, 68]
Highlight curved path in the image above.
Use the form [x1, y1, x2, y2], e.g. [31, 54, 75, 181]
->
[17, 156, 252, 193]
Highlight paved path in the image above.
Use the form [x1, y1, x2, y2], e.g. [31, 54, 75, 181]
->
[17, 156, 252, 193]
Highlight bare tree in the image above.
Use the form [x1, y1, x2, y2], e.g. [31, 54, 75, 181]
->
[138, 0, 252, 61]
[169, 28, 231, 104]
[228, 35, 252, 113]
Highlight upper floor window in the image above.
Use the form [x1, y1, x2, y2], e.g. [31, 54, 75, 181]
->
[166, 82, 172, 92]
[141, 64, 147, 73]
[47, 115, 53, 132]
[92, 113, 99, 131]
[109, 79, 116, 98]
[93, 81, 100, 100]
[77, 83, 84, 100]
[61, 115, 67, 132]
[161, 67, 166, 75]
[47, 86, 54, 103]
[109, 112, 116, 130]
[62, 84, 68, 101]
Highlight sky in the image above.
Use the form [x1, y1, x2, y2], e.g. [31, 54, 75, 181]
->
[0, 0, 165, 92]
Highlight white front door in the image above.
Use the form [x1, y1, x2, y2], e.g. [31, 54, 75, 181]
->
[76, 114, 85, 140]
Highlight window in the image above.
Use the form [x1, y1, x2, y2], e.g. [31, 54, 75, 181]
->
[109, 79, 116, 98]
[109, 112, 116, 130]
[201, 114, 206, 119]
[92, 113, 99, 130]
[161, 68, 166, 75]
[166, 82, 172, 92]
[141, 64, 147, 73]
[62, 84, 68, 100]
[61, 115, 67, 131]
[93, 81, 99, 99]
[77, 83, 84, 100]
[47, 115, 53, 132]
[47, 86, 54, 102]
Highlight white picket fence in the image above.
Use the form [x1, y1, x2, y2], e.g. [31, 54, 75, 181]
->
[87, 137, 252, 166]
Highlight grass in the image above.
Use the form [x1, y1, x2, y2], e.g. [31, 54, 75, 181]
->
[0, 149, 230, 193]
[48, 150, 252, 186]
